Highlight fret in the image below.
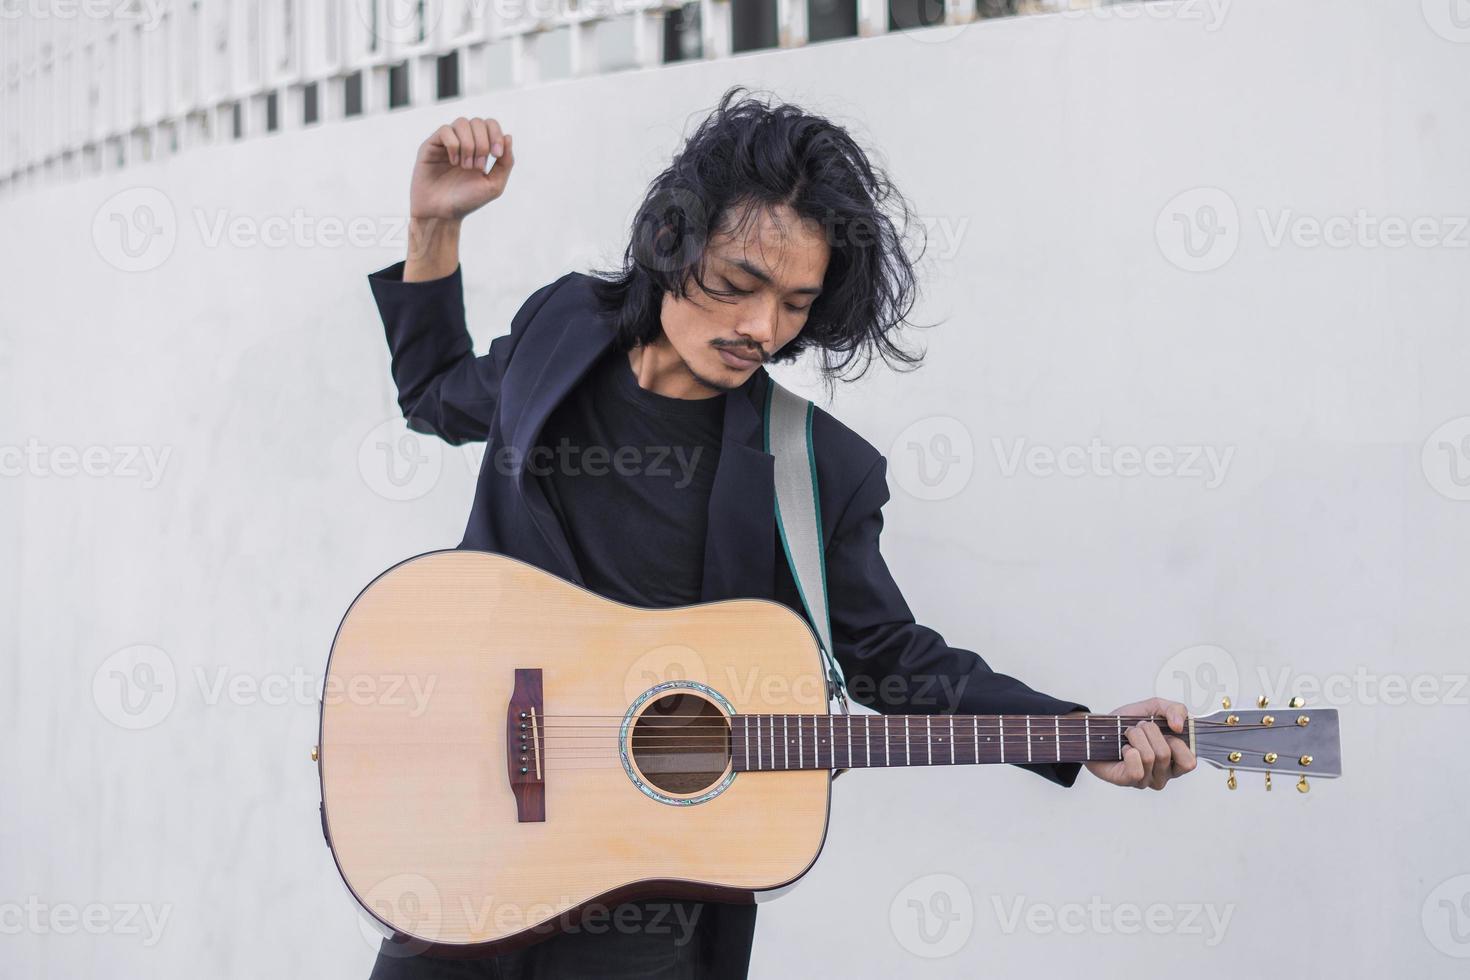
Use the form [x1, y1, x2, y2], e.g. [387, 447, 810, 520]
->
[733, 713, 1153, 771]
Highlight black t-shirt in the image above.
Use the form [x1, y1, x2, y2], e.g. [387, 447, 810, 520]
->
[534, 345, 726, 607]
[524, 347, 757, 976]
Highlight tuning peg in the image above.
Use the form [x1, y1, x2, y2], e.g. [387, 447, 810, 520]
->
[1257, 695, 1269, 707]
[1265, 772, 1272, 792]
[1227, 769, 1237, 790]
[1296, 776, 1310, 794]
[1289, 696, 1305, 708]
[1221, 696, 1232, 709]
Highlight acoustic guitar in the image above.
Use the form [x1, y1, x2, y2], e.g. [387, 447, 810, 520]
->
[315, 549, 1341, 957]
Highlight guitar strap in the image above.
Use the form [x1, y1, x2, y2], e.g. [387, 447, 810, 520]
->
[763, 377, 849, 706]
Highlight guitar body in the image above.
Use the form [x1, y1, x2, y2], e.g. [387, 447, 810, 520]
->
[318, 549, 832, 957]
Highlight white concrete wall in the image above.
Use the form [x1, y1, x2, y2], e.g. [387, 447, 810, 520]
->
[4, 1, 1469, 977]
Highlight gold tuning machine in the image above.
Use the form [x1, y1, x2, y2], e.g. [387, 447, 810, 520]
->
[310, 745, 319, 763]
[1289, 696, 1305, 708]
[1265, 772, 1272, 791]
[1221, 696, 1232, 709]
[1257, 695, 1269, 707]
[1297, 776, 1310, 793]
[1227, 769, 1237, 790]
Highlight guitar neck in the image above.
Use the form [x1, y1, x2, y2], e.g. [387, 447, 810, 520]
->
[729, 713, 1168, 771]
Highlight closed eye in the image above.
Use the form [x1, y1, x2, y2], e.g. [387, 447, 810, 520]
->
[722, 278, 810, 313]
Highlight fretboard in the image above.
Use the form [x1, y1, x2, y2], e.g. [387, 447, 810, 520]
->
[730, 714, 1150, 771]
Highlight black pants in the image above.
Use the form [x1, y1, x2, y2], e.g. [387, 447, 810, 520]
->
[367, 900, 756, 980]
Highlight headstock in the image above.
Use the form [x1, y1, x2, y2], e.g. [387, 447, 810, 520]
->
[1191, 696, 1341, 793]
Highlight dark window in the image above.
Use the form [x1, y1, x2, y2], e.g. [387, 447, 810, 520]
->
[732, 0, 777, 53]
[809, 0, 857, 41]
[663, 3, 701, 61]
[977, 0, 1016, 17]
[344, 72, 363, 117]
[231, 101, 243, 139]
[436, 51, 459, 100]
[889, 0, 946, 32]
[266, 91, 279, 132]
[303, 82, 319, 125]
[388, 61, 410, 108]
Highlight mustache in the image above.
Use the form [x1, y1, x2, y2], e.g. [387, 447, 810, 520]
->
[711, 340, 767, 361]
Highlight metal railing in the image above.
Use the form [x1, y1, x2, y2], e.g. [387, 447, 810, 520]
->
[0, 0, 1090, 195]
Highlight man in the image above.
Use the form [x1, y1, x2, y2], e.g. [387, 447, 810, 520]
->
[364, 86, 1195, 980]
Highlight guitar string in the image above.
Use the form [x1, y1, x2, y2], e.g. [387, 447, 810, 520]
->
[534, 734, 1264, 755]
[530, 717, 1268, 729]
[541, 746, 1260, 770]
[526, 719, 1275, 734]
[517, 716, 1278, 763]
[539, 739, 1261, 766]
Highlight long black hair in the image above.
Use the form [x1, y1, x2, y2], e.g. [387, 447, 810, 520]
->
[587, 85, 930, 389]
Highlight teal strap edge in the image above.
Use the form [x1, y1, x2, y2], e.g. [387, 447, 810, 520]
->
[763, 379, 847, 695]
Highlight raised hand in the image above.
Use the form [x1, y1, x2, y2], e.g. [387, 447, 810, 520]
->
[404, 117, 515, 282]
[410, 116, 515, 221]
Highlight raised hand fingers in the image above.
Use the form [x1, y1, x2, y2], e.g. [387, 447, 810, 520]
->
[451, 117, 476, 169]
[468, 117, 492, 171]
[485, 118, 505, 163]
[484, 132, 515, 193]
[429, 123, 462, 166]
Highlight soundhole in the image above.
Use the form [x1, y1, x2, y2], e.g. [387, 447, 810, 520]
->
[628, 692, 732, 795]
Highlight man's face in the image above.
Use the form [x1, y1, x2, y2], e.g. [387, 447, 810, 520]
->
[658, 204, 831, 393]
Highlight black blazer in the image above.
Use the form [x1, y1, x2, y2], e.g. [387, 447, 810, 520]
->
[368, 261, 1088, 786]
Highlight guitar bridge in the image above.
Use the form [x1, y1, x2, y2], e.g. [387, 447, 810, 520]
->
[506, 668, 545, 822]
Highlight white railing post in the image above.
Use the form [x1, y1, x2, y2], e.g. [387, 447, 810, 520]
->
[777, 0, 808, 48]
[700, 0, 731, 60]
[857, 0, 888, 37]
[631, 7, 666, 70]
[571, 19, 601, 77]
[945, 0, 975, 27]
